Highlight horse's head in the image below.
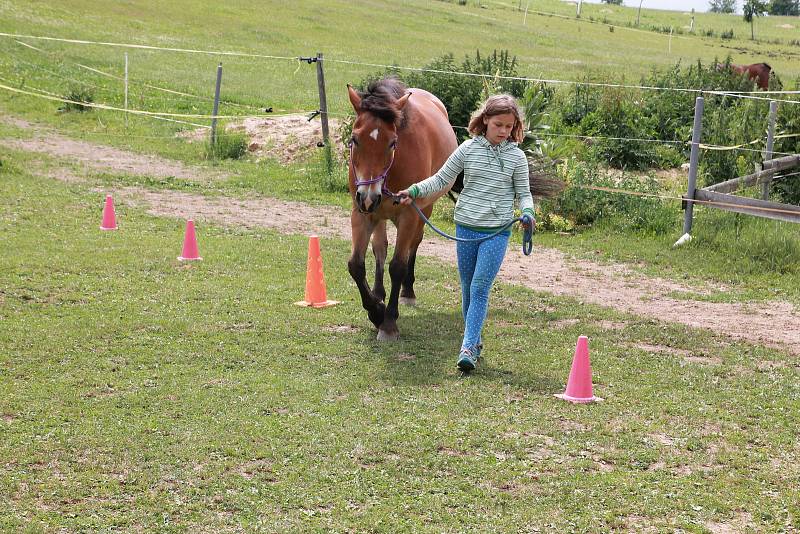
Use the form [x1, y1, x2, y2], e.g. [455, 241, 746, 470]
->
[347, 82, 410, 214]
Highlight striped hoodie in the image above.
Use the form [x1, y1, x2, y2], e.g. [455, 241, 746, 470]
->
[409, 135, 534, 231]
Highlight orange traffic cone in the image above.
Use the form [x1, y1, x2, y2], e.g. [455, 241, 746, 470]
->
[177, 219, 202, 261]
[100, 194, 118, 230]
[555, 336, 603, 403]
[295, 235, 338, 308]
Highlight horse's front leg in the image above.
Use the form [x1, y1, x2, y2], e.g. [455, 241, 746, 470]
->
[371, 220, 388, 303]
[378, 213, 419, 341]
[400, 214, 426, 307]
[348, 212, 385, 329]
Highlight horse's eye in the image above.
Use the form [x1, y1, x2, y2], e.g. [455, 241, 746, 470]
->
[389, 139, 398, 149]
[349, 136, 358, 148]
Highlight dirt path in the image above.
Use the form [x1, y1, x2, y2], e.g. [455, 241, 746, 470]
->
[4, 116, 800, 354]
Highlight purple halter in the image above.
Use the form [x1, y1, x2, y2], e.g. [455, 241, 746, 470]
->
[351, 142, 397, 197]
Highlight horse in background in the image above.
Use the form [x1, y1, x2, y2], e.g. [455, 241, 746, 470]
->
[346, 78, 457, 341]
[729, 62, 772, 90]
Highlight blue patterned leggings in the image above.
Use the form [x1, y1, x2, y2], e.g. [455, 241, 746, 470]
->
[455, 225, 510, 351]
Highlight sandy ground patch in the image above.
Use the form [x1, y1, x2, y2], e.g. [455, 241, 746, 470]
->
[0, 131, 219, 182]
[177, 114, 343, 164]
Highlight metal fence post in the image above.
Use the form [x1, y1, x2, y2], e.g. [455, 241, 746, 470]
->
[210, 63, 223, 148]
[315, 52, 330, 147]
[678, 96, 704, 242]
[315, 52, 332, 173]
[762, 100, 778, 200]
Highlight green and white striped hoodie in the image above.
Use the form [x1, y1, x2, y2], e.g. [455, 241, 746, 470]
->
[409, 135, 534, 231]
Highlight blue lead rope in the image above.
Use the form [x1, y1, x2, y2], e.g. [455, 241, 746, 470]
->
[402, 198, 534, 256]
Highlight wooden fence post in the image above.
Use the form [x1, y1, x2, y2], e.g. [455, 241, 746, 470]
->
[762, 100, 778, 200]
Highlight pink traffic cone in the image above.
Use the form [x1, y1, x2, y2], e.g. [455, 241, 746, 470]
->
[555, 336, 603, 403]
[100, 194, 118, 230]
[295, 235, 338, 308]
[177, 219, 202, 261]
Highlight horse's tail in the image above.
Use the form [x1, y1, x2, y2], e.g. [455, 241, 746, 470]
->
[529, 156, 565, 199]
[446, 158, 564, 204]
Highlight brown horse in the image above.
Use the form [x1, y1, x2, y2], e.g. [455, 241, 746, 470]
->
[731, 63, 772, 90]
[347, 78, 457, 340]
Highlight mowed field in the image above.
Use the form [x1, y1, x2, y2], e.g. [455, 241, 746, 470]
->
[1, 0, 800, 531]
[1, 0, 800, 117]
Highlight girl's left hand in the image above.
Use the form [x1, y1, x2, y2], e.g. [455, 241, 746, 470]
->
[521, 214, 535, 231]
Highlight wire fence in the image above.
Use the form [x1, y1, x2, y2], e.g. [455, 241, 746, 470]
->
[0, 29, 798, 219]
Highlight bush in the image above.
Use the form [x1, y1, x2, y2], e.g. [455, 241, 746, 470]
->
[368, 50, 528, 140]
[580, 89, 659, 170]
[547, 59, 772, 172]
[559, 81, 602, 127]
[772, 78, 800, 204]
[60, 86, 94, 112]
[204, 131, 248, 160]
[699, 96, 770, 188]
[544, 159, 675, 234]
[641, 59, 758, 144]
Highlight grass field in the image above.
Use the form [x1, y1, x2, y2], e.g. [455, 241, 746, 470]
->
[2, 1, 800, 530]
[2, 0, 800, 119]
[2, 148, 799, 531]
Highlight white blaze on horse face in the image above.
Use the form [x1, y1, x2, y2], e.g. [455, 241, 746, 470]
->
[369, 128, 379, 141]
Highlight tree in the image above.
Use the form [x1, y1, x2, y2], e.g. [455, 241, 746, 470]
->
[743, 0, 769, 39]
[769, 0, 800, 15]
[709, 0, 736, 13]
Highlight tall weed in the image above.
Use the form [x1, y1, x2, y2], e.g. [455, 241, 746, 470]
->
[545, 159, 675, 234]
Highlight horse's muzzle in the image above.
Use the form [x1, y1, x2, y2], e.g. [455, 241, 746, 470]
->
[356, 191, 382, 213]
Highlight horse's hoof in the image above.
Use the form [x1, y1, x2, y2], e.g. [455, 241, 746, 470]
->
[399, 297, 417, 306]
[376, 329, 400, 341]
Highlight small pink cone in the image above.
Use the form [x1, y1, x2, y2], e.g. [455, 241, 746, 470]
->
[100, 194, 118, 230]
[295, 235, 338, 308]
[555, 335, 603, 403]
[177, 219, 202, 261]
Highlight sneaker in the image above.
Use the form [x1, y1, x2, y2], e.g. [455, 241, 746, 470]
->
[457, 347, 477, 372]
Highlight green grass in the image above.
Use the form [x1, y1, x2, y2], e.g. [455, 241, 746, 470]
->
[2, 3, 800, 529]
[2, 0, 800, 296]
[2, 128, 800, 531]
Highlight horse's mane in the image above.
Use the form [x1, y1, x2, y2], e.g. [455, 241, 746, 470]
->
[760, 62, 772, 71]
[359, 77, 408, 126]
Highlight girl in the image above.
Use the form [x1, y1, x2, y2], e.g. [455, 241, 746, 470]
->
[396, 94, 534, 373]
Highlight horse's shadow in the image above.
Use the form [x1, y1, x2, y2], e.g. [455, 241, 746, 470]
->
[360, 306, 562, 394]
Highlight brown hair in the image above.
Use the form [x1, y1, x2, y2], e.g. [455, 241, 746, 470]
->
[467, 94, 525, 143]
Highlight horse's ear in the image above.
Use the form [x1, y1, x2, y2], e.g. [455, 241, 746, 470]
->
[347, 84, 361, 112]
[396, 91, 411, 111]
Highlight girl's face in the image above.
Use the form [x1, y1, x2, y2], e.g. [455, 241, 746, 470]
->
[483, 112, 516, 145]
